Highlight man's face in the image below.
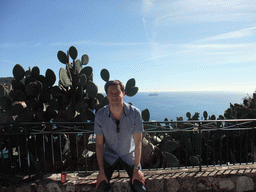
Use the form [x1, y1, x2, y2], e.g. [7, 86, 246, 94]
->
[107, 85, 125, 105]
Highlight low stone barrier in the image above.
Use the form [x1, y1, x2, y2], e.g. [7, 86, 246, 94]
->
[1, 164, 256, 192]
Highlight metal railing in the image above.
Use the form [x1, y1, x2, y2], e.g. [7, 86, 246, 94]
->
[1, 119, 256, 177]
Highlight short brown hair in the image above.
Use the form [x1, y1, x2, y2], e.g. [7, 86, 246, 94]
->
[105, 80, 125, 94]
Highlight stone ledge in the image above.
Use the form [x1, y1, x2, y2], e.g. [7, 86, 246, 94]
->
[1, 164, 256, 192]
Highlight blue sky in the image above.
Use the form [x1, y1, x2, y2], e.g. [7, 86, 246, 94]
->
[0, 0, 256, 93]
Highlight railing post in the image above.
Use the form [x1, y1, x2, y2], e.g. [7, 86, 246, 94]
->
[24, 126, 31, 178]
[76, 134, 79, 172]
[0, 133, 3, 172]
[253, 127, 255, 164]
[226, 130, 229, 166]
[33, 135, 39, 173]
[199, 121, 202, 172]
[43, 134, 46, 172]
[59, 134, 63, 171]
[246, 129, 248, 164]
[51, 134, 55, 172]
[83, 134, 88, 172]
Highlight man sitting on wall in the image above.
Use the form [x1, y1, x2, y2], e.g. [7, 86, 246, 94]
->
[94, 80, 146, 192]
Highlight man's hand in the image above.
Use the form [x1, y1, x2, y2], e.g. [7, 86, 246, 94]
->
[96, 171, 108, 189]
[132, 169, 145, 185]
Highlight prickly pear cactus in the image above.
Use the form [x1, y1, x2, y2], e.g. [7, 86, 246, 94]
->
[0, 45, 141, 172]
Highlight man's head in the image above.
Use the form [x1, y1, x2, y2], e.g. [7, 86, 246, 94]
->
[105, 80, 125, 94]
[105, 80, 125, 105]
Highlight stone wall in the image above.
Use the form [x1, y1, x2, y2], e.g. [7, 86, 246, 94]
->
[1, 164, 256, 192]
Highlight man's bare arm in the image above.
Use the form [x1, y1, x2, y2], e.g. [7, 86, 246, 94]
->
[95, 134, 108, 188]
[133, 132, 143, 167]
[96, 134, 105, 172]
[132, 132, 145, 185]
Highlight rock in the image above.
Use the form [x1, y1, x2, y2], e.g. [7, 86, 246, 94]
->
[77, 184, 94, 192]
[218, 179, 235, 191]
[236, 176, 254, 192]
[196, 182, 207, 190]
[15, 185, 31, 192]
[66, 182, 75, 192]
[179, 178, 195, 192]
[111, 180, 131, 192]
[37, 184, 47, 192]
[145, 177, 164, 192]
[165, 178, 180, 192]
[46, 182, 62, 192]
[196, 178, 212, 190]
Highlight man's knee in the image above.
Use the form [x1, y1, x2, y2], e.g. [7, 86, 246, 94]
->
[96, 180, 111, 192]
[131, 179, 146, 192]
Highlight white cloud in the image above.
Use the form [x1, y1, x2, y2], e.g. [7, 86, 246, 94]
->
[0, 43, 15, 48]
[50, 41, 146, 46]
[183, 0, 253, 10]
[140, 0, 256, 64]
[142, 0, 155, 13]
[142, 0, 256, 26]
[199, 27, 256, 41]
[0, 43, 26, 48]
[182, 43, 255, 50]
[141, 41, 256, 66]
[175, 84, 256, 93]
[32, 43, 43, 47]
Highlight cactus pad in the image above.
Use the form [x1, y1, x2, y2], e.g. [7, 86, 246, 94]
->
[12, 80, 25, 91]
[31, 66, 40, 78]
[13, 64, 25, 81]
[0, 84, 6, 97]
[86, 108, 95, 121]
[25, 82, 41, 97]
[142, 108, 150, 121]
[59, 67, 72, 87]
[25, 67, 31, 77]
[96, 93, 104, 104]
[57, 50, 69, 64]
[75, 101, 87, 113]
[79, 74, 87, 86]
[81, 54, 89, 65]
[80, 66, 93, 77]
[45, 69, 56, 87]
[126, 86, 138, 97]
[189, 156, 200, 166]
[74, 59, 82, 74]
[0, 96, 12, 111]
[0, 112, 13, 124]
[203, 111, 208, 120]
[162, 140, 179, 153]
[86, 81, 98, 99]
[100, 69, 110, 82]
[125, 78, 135, 91]
[186, 112, 191, 119]
[125, 78, 138, 97]
[164, 152, 179, 167]
[11, 103, 25, 116]
[69, 46, 78, 60]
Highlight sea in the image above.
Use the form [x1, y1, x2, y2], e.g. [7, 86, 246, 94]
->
[123, 91, 252, 122]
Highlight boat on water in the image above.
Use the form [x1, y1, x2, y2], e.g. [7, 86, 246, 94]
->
[148, 93, 158, 96]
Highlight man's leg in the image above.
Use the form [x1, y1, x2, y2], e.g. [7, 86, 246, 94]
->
[96, 159, 115, 192]
[119, 159, 146, 192]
